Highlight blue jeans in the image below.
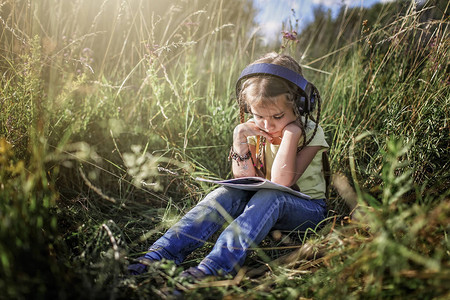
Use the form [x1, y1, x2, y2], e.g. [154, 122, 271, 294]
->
[144, 186, 326, 276]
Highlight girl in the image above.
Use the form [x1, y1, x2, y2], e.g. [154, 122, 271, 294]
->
[128, 52, 329, 280]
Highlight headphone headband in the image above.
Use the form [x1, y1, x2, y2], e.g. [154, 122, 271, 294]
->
[235, 63, 317, 115]
[237, 63, 310, 91]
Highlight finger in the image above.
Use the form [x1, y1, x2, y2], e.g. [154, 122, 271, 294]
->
[258, 129, 272, 139]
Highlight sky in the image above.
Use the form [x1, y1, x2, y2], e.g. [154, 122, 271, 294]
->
[253, 0, 392, 44]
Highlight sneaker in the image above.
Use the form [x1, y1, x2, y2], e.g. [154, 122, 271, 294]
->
[127, 256, 154, 275]
[179, 267, 208, 282]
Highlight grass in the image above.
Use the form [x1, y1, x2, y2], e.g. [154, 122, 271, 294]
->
[0, 0, 449, 299]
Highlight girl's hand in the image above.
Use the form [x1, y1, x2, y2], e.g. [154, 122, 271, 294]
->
[233, 121, 272, 154]
[268, 121, 302, 145]
[234, 121, 272, 141]
[232, 121, 267, 179]
[282, 121, 302, 137]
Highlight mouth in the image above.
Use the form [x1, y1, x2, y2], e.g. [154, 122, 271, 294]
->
[267, 131, 280, 136]
[259, 128, 279, 137]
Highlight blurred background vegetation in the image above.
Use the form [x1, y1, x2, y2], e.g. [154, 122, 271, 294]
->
[0, 0, 448, 299]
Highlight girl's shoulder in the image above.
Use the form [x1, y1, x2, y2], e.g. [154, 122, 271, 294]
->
[301, 118, 328, 148]
[301, 116, 320, 131]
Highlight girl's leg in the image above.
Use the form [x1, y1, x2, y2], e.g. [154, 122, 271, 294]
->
[197, 189, 326, 275]
[144, 187, 251, 265]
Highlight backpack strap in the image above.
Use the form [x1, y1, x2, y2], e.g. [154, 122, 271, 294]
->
[322, 151, 331, 199]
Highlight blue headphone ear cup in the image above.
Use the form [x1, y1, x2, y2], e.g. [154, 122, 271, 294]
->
[296, 91, 317, 115]
[297, 95, 306, 115]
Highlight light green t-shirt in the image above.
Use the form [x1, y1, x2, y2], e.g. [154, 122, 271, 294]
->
[248, 119, 329, 199]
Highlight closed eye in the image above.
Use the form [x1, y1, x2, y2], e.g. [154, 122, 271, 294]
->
[273, 114, 284, 120]
[252, 113, 284, 120]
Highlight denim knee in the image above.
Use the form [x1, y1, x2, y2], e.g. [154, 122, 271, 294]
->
[198, 187, 249, 219]
[247, 190, 284, 213]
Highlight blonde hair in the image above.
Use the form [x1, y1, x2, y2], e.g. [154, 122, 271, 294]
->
[238, 52, 303, 115]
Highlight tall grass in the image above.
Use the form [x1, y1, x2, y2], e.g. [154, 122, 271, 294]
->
[0, 0, 449, 298]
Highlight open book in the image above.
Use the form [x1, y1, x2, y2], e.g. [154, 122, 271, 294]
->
[196, 177, 311, 199]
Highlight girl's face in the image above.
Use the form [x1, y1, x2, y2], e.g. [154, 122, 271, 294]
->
[249, 95, 297, 138]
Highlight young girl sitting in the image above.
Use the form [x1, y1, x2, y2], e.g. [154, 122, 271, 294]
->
[128, 52, 329, 280]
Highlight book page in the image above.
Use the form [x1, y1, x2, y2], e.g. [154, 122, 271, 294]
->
[196, 177, 311, 199]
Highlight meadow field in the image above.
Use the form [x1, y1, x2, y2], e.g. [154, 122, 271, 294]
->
[0, 0, 449, 299]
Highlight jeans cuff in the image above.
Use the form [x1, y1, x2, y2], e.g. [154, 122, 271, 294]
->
[145, 247, 165, 261]
[196, 263, 215, 276]
[200, 257, 237, 276]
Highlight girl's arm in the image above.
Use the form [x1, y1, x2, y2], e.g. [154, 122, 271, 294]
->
[291, 145, 322, 183]
[231, 122, 271, 178]
[271, 123, 321, 186]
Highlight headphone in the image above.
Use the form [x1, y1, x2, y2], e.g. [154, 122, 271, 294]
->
[235, 63, 318, 115]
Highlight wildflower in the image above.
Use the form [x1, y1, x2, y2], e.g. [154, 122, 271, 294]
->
[282, 30, 297, 41]
[82, 47, 93, 56]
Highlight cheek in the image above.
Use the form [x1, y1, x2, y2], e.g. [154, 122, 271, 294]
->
[274, 119, 292, 131]
[274, 120, 286, 130]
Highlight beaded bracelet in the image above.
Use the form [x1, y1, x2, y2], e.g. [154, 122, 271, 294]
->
[228, 146, 252, 166]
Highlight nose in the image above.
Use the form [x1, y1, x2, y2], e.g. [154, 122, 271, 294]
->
[263, 119, 274, 131]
